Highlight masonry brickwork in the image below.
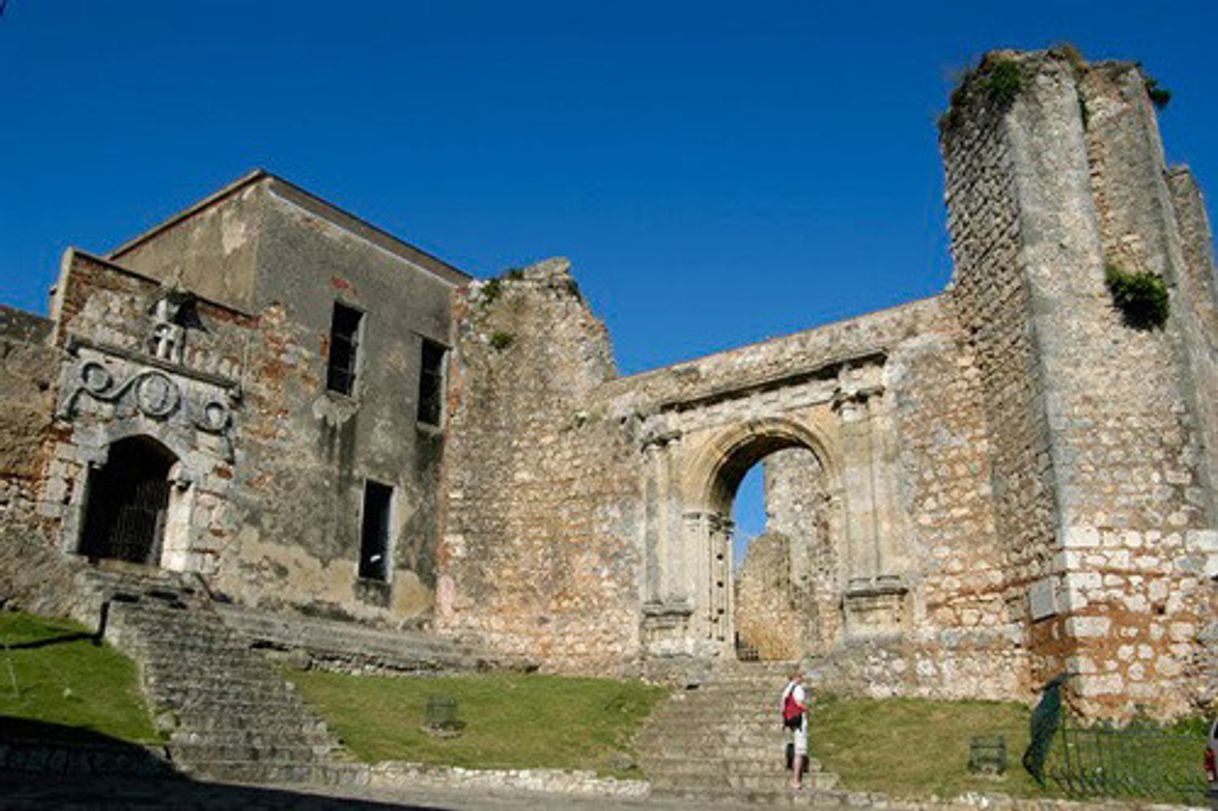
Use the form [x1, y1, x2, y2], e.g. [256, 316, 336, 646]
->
[0, 47, 1214, 719]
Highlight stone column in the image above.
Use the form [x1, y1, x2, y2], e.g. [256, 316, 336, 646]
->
[835, 392, 878, 582]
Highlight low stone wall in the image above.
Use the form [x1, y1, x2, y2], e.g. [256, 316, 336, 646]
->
[332, 760, 650, 799]
[215, 603, 526, 675]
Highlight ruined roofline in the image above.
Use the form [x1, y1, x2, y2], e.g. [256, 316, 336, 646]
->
[106, 169, 473, 287]
[606, 293, 947, 389]
[63, 248, 257, 318]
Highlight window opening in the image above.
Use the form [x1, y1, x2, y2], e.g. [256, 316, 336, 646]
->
[417, 339, 446, 426]
[359, 480, 393, 582]
[327, 303, 363, 396]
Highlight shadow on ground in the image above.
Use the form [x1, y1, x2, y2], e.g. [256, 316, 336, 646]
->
[0, 717, 446, 810]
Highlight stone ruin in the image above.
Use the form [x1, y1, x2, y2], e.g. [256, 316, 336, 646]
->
[1, 47, 1216, 719]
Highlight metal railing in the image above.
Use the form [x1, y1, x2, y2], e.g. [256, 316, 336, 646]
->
[1024, 674, 1208, 803]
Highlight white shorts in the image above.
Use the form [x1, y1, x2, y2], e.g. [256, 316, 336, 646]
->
[788, 718, 808, 755]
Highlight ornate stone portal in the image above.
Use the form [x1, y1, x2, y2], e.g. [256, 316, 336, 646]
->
[638, 355, 910, 668]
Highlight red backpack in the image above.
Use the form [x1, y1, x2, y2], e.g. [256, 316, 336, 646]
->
[782, 688, 803, 730]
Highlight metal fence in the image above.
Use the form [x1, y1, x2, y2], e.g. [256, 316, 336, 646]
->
[1024, 674, 1208, 804]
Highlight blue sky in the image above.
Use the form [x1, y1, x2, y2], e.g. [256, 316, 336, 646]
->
[2, 1, 1215, 548]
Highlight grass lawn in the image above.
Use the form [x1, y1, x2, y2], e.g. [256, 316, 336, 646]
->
[0, 611, 159, 743]
[810, 693, 1208, 805]
[284, 669, 669, 776]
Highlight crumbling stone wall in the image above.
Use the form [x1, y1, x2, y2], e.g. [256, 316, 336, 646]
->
[942, 49, 1218, 716]
[763, 448, 835, 652]
[0, 307, 78, 614]
[437, 259, 644, 673]
[733, 531, 801, 659]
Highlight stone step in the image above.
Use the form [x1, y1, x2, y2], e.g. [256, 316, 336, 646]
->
[650, 769, 841, 794]
[641, 739, 818, 759]
[170, 741, 333, 764]
[171, 696, 312, 719]
[179, 760, 334, 784]
[146, 679, 296, 704]
[170, 726, 334, 747]
[123, 633, 249, 654]
[651, 783, 846, 806]
[638, 732, 792, 751]
[139, 650, 263, 672]
[171, 713, 330, 737]
[147, 670, 290, 693]
[644, 757, 824, 778]
[107, 601, 341, 783]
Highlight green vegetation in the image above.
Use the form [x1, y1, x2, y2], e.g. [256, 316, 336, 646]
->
[811, 694, 1042, 800]
[939, 57, 1023, 135]
[1145, 76, 1172, 110]
[1105, 264, 1170, 329]
[810, 694, 1205, 804]
[984, 59, 1023, 108]
[0, 611, 159, 743]
[283, 670, 669, 776]
[480, 277, 503, 304]
[489, 330, 516, 350]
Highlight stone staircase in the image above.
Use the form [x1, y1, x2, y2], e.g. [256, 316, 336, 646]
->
[93, 572, 343, 785]
[638, 660, 841, 806]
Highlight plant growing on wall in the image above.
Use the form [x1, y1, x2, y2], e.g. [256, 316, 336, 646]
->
[939, 57, 1023, 134]
[983, 59, 1023, 108]
[1105, 265, 1169, 329]
[1144, 76, 1172, 110]
[489, 331, 515, 350]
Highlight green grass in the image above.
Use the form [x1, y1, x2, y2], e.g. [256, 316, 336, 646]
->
[284, 669, 669, 776]
[810, 693, 1206, 805]
[811, 694, 1042, 799]
[0, 611, 159, 743]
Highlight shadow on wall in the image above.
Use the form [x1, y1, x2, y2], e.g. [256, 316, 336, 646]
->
[0, 718, 435, 810]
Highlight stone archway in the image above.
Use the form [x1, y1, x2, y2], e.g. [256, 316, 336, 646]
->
[693, 423, 842, 661]
[661, 417, 844, 659]
[78, 435, 178, 566]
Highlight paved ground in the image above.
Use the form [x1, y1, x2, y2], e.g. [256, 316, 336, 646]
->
[0, 773, 822, 810]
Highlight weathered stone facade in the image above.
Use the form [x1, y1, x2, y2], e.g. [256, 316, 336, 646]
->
[1, 47, 1215, 718]
[0, 172, 469, 629]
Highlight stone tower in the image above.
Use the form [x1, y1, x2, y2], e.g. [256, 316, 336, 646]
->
[942, 47, 1218, 715]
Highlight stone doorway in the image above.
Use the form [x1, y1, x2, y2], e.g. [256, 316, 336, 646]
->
[730, 446, 837, 662]
[79, 436, 178, 566]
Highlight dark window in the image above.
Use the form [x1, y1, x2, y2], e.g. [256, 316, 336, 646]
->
[359, 480, 393, 582]
[326, 303, 363, 395]
[417, 339, 446, 426]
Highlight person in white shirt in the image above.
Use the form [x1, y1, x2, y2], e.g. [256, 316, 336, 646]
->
[780, 668, 810, 789]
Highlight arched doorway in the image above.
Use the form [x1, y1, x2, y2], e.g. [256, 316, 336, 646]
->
[691, 421, 842, 662]
[731, 447, 835, 661]
[79, 436, 178, 566]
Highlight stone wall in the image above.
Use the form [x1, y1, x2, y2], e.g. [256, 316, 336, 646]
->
[436, 259, 644, 673]
[764, 448, 836, 653]
[620, 294, 1023, 698]
[103, 176, 468, 626]
[942, 49, 1218, 716]
[0, 309, 76, 615]
[940, 53, 1058, 690]
[43, 250, 251, 579]
[733, 531, 801, 659]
